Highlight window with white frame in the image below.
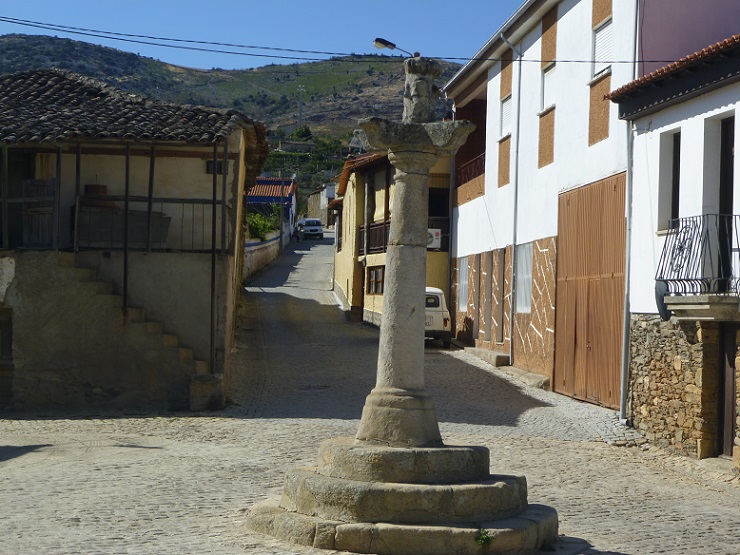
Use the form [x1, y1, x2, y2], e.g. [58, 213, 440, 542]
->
[457, 261, 469, 311]
[593, 19, 613, 77]
[500, 95, 513, 137]
[541, 64, 556, 111]
[514, 243, 533, 313]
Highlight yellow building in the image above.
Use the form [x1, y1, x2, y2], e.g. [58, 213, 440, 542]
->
[332, 153, 452, 325]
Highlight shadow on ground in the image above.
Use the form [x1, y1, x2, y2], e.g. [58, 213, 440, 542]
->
[0, 444, 52, 463]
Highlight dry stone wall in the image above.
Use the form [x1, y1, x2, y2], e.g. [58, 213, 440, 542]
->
[629, 315, 725, 461]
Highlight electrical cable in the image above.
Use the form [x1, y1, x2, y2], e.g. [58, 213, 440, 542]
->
[0, 15, 697, 66]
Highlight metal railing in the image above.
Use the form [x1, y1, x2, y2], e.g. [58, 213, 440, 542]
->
[656, 214, 740, 295]
[358, 217, 449, 255]
[75, 194, 226, 253]
[455, 152, 485, 188]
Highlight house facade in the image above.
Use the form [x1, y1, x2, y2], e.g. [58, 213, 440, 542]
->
[444, 0, 740, 414]
[247, 176, 298, 247]
[332, 154, 452, 325]
[611, 35, 740, 470]
[0, 69, 267, 411]
[306, 184, 336, 227]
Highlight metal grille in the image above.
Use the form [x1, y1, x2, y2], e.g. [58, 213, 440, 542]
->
[655, 214, 740, 295]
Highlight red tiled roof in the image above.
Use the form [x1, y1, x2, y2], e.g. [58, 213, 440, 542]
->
[251, 177, 297, 197]
[247, 183, 294, 199]
[610, 34, 740, 100]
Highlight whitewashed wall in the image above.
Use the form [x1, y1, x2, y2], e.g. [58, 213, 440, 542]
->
[454, 0, 636, 258]
[630, 85, 740, 313]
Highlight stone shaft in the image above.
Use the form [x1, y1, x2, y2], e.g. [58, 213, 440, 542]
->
[355, 149, 443, 446]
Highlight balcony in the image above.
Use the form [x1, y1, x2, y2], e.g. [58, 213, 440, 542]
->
[656, 214, 740, 320]
[359, 217, 449, 255]
[456, 152, 485, 188]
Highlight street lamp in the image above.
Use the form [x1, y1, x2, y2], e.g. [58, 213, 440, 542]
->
[373, 37, 418, 58]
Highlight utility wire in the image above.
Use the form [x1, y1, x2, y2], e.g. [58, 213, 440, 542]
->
[0, 15, 697, 66]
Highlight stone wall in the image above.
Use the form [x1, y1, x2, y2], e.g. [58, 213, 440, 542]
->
[243, 232, 281, 280]
[629, 314, 740, 466]
[630, 315, 703, 457]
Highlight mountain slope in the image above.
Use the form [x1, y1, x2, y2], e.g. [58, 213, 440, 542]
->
[0, 34, 461, 135]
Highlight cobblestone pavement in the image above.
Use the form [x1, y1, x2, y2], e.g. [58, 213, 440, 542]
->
[1, 232, 739, 555]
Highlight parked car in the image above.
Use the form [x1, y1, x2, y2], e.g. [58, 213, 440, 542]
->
[425, 286, 452, 348]
[298, 218, 323, 239]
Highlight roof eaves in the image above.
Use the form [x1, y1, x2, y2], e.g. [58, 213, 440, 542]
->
[443, 0, 554, 100]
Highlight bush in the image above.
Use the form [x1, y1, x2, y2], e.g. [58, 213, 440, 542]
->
[246, 208, 280, 241]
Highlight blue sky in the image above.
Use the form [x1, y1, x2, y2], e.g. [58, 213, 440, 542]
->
[0, 0, 525, 70]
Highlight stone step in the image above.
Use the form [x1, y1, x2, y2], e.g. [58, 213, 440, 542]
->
[56, 252, 77, 267]
[82, 281, 114, 295]
[316, 437, 489, 484]
[96, 294, 124, 308]
[281, 467, 527, 525]
[178, 347, 193, 361]
[194, 360, 209, 375]
[247, 498, 558, 555]
[162, 334, 178, 348]
[126, 307, 146, 323]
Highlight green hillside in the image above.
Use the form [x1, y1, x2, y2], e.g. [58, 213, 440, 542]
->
[0, 34, 460, 136]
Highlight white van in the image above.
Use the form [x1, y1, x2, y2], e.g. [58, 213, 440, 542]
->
[424, 287, 452, 348]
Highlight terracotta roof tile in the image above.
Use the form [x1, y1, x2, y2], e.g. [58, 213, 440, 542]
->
[610, 34, 740, 100]
[248, 177, 296, 199]
[0, 68, 261, 144]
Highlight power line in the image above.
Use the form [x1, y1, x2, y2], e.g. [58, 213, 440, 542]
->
[0, 15, 699, 67]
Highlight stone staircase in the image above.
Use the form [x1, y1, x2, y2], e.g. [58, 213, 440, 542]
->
[8, 252, 218, 411]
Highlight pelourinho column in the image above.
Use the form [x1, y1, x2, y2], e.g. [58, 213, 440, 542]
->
[354, 56, 474, 447]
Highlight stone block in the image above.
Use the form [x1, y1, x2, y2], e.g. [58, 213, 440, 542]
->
[281, 467, 527, 525]
[316, 437, 489, 484]
[697, 438, 715, 459]
[734, 446, 740, 471]
[190, 373, 224, 411]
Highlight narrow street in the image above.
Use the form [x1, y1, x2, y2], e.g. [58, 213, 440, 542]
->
[1, 232, 739, 555]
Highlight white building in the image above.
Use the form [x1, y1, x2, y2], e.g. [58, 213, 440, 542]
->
[443, 0, 740, 416]
[611, 34, 740, 469]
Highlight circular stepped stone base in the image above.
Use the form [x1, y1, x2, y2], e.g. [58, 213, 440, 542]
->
[246, 438, 558, 554]
[248, 498, 558, 555]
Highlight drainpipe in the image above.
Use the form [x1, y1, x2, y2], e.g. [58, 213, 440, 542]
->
[502, 33, 523, 366]
[619, 1, 641, 424]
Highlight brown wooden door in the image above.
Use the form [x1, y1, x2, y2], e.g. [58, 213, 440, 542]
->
[554, 174, 626, 409]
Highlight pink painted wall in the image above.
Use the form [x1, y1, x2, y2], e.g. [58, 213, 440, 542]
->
[639, 0, 740, 75]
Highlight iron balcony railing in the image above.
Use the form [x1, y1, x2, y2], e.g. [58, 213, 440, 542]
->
[455, 152, 485, 188]
[358, 217, 450, 255]
[655, 214, 740, 295]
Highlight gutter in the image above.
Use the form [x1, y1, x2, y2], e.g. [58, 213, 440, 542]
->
[504, 33, 523, 367]
[444, 0, 559, 97]
[619, 0, 641, 424]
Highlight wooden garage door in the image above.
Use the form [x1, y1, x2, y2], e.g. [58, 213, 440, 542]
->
[554, 174, 626, 408]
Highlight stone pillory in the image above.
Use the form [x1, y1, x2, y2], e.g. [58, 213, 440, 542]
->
[247, 55, 559, 554]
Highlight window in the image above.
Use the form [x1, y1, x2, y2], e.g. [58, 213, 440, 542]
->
[593, 19, 613, 77]
[541, 64, 556, 111]
[457, 260, 469, 310]
[500, 95, 512, 137]
[670, 133, 681, 225]
[657, 130, 681, 231]
[368, 266, 384, 295]
[515, 243, 533, 313]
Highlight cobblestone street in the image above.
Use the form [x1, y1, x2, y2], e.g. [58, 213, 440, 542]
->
[1, 233, 739, 555]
